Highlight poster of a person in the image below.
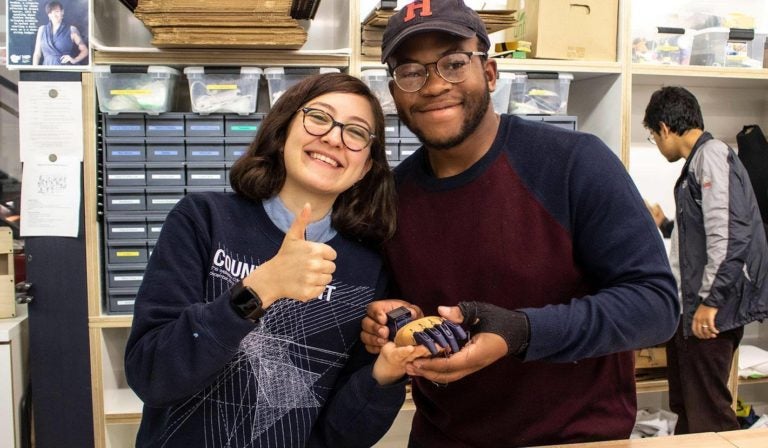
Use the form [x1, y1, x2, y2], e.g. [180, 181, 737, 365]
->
[6, 0, 90, 70]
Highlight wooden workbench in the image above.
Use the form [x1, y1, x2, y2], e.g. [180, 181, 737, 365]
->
[533, 428, 768, 448]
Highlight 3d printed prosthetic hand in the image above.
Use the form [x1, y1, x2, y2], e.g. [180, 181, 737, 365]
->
[386, 307, 469, 355]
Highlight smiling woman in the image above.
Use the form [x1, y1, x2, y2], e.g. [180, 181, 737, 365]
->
[123, 72, 430, 448]
[32, 0, 89, 66]
[230, 72, 394, 243]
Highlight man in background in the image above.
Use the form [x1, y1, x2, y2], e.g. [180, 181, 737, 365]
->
[644, 85, 768, 433]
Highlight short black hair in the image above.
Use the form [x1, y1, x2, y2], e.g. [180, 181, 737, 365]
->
[46, 1, 63, 13]
[643, 86, 704, 135]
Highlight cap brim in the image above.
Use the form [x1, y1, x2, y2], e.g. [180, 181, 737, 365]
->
[380, 21, 476, 63]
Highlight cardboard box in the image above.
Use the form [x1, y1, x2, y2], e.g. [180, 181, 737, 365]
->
[635, 347, 668, 369]
[512, 0, 619, 61]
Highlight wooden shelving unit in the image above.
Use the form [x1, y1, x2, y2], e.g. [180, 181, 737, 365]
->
[82, 1, 768, 446]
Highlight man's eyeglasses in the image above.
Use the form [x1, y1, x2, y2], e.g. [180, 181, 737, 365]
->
[647, 133, 657, 145]
[392, 51, 487, 93]
[299, 107, 375, 152]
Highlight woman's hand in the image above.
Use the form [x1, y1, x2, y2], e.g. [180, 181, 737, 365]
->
[245, 203, 337, 307]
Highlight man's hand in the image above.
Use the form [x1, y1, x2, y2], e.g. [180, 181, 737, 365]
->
[692, 304, 719, 339]
[402, 303, 526, 384]
[361, 300, 423, 354]
[404, 332, 508, 384]
[644, 201, 667, 229]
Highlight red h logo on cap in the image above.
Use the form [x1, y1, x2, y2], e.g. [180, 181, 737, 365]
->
[403, 0, 433, 22]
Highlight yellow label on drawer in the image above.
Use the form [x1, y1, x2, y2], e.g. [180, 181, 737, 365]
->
[116, 251, 140, 257]
[207, 84, 237, 90]
[110, 89, 152, 95]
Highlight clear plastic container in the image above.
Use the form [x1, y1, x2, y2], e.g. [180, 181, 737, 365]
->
[651, 27, 692, 65]
[507, 72, 529, 115]
[94, 65, 179, 115]
[513, 72, 573, 115]
[264, 67, 341, 108]
[727, 29, 764, 68]
[360, 69, 396, 114]
[184, 67, 262, 115]
[690, 27, 731, 66]
[491, 72, 527, 114]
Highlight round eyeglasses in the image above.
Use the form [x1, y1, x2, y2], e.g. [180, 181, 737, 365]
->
[299, 107, 375, 152]
[392, 51, 487, 93]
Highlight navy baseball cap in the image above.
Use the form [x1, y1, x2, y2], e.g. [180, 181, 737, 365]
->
[380, 0, 491, 63]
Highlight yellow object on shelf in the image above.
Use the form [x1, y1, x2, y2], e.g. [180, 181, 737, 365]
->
[724, 12, 756, 30]
[494, 40, 532, 53]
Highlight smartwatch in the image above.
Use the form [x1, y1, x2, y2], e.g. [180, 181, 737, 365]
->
[229, 280, 266, 321]
[385, 306, 413, 341]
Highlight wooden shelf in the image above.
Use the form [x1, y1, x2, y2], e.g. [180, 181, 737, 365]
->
[103, 388, 143, 425]
[90, 315, 133, 329]
[496, 59, 622, 77]
[739, 376, 768, 386]
[632, 64, 768, 88]
[93, 49, 350, 68]
[636, 378, 669, 394]
[632, 64, 768, 79]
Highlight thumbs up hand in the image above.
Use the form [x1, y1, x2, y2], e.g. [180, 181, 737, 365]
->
[249, 203, 337, 304]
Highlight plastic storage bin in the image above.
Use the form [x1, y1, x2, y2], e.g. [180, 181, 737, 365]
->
[725, 28, 763, 67]
[650, 27, 692, 65]
[747, 31, 767, 67]
[184, 66, 262, 115]
[360, 69, 396, 114]
[511, 72, 573, 115]
[690, 28, 759, 67]
[632, 24, 692, 65]
[492, 72, 524, 114]
[94, 65, 179, 115]
[690, 27, 729, 66]
[264, 67, 341, 108]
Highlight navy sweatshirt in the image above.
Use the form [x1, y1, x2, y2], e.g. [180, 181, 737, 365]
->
[125, 192, 404, 447]
[385, 114, 679, 447]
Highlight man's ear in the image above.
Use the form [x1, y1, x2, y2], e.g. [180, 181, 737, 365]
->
[659, 122, 670, 137]
[485, 58, 498, 92]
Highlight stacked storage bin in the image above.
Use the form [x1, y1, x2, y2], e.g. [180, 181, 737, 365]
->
[360, 69, 408, 166]
[506, 72, 578, 131]
[98, 65, 264, 313]
[94, 65, 179, 115]
[264, 67, 341, 108]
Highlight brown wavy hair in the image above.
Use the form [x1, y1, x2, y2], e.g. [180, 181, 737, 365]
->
[229, 72, 396, 246]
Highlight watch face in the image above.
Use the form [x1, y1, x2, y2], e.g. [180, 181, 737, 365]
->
[230, 281, 265, 321]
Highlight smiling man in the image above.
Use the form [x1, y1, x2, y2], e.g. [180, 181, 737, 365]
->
[359, 1, 680, 446]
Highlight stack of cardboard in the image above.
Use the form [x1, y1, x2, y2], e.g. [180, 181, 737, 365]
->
[362, 6, 519, 58]
[134, 0, 308, 49]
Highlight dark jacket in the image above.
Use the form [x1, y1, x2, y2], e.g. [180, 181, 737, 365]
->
[674, 132, 768, 336]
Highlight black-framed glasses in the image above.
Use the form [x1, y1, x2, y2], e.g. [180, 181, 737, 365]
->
[392, 51, 487, 93]
[299, 107, 375, 152]
[647, 133, 657, 145]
